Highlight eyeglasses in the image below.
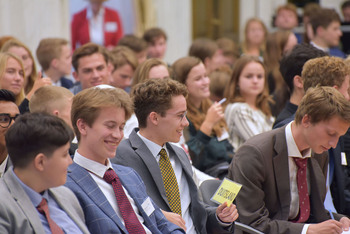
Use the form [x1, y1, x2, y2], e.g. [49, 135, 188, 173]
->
[166, 111, 187, 123]
[0, 113, 20, 128]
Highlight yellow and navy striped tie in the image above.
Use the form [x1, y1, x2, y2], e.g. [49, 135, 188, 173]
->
[158, 148, 182, 215]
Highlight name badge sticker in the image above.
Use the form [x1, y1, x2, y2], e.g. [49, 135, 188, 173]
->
[141, 197, 155, 216]
[341, 152, 348, 166]
[105, 22, 117, 32]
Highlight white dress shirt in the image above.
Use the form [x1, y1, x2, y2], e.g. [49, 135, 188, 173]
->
[137, 132, 196, 234]
[285, 122, 311, 233]
[86, 5, 104, 46]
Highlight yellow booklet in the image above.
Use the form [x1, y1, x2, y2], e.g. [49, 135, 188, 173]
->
[210, 178, 242, 206]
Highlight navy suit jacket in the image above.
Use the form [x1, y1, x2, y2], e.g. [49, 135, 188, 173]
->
[60, 77, 73, 89]
[113, 128, 234, 234]
[65, 162, 184, 234]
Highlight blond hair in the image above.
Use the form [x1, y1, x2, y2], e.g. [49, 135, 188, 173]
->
[1, 39, 37, 94]
[71, 87, 133, 141]
[0, 52, 25, 105]
[295, 86, 350, 125]
[29, 86, 73, 114]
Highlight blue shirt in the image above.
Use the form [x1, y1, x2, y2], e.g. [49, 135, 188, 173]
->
[12, 170, 82, 234]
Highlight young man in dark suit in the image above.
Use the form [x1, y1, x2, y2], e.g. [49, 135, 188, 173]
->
[113, 78, 238, 234]
[229, 86, 350, 233]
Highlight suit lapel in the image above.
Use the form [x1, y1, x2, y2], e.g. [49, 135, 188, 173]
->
[272, 127, 292, 219]
[68, 163, 127, 232]
[308, 157, 329, 222]
[129, 130, 170, 208]
[3, 170, 45, 233]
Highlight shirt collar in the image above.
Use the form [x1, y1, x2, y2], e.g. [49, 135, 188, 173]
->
[310, 41, 330, 53]
[73, 150, 112, 178]
[11, 169, 48, 207]
[86, 4, 105, 20]
[0, 155, 9, 177]
[285, 121, 311, 158]
[137, 131, 168, 159]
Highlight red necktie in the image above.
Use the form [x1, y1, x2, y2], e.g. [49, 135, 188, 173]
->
[103, 169, 146, 234]
[293, 157, 310, 223]
[36, 198, 64, 234]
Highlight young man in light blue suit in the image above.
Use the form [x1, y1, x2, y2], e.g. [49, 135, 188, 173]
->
[0, 112, 90, 234]
[65, 86, 184, 234]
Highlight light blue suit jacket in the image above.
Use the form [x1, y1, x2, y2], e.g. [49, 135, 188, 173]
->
[0, 168, 90, 234]
[65, 162, 184, 234]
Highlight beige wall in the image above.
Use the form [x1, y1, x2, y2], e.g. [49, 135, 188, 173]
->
[0, 0, 344, 66]
[0, 0, 69, 62]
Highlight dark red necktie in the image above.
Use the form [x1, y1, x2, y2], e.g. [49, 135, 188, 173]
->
[293, 157, 310, 223]
[36, 198, 64, 234]
[103, 169, 146, 234]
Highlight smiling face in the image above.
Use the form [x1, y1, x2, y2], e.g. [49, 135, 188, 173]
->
[73, 53, 109, 90]
[186, 62, 210, 106]
[42, 142, 72, 188]
[7, 46, 33, 80]
[302, 115, 349, 154]
[238, 61, 265, 100]
[78, 106, 125, 165]
[0, 57, 24, 95]
[155, 95, 189, 145]
[110, 63, 133, 90]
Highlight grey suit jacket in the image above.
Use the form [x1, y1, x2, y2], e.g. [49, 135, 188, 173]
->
[113, 128, 234, 234]
[0, 168, 90, 234]
[228, 126, 337, 234]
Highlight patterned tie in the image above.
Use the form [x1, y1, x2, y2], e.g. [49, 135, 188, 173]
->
[158, 148, 182, 215]
[36, 198, 64, 234]
[103, 169, 146, 234]
[293, 157, 310, 223]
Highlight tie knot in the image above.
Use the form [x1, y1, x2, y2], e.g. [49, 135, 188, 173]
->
[103, 168, 118, 184]
[159, 148, 167, 158]
[37, 198, 48, 212]
[294, 157, 308, 169]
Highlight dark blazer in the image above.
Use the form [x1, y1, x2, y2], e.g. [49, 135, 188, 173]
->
[60, 77, 74, 89]
[65, 162, 184, 234]
[113, 128, 234, 234]
[228, 126, 341, 233]
[0, 169, 90, 234]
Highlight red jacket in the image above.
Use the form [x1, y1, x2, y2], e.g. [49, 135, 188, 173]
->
[71, 7, 123, 50]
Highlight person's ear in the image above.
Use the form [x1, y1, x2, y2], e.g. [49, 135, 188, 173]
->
[72, 71, 80, 82]
[293, 75, 303, 89]
[33, 153, 46, 172]
[149, 112, 159, 126]
[76, 119, 88, 137]
[51, 58, 58, 69]
[301, 114, 311, 127]
[52, 110, 59, 117]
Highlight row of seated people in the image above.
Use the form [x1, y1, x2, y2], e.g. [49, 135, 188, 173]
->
[2, 76, 350, 233]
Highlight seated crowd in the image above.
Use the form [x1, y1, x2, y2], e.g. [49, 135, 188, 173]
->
[1, 2, 350, 234]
